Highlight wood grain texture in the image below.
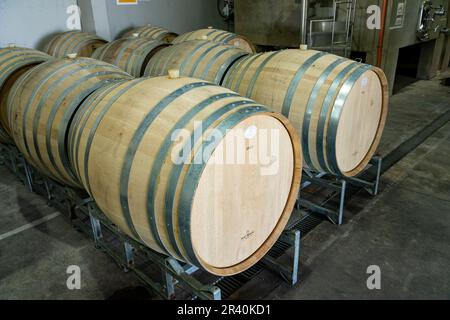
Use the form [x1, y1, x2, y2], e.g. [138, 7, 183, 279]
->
[69, 76, 301, 275]
[0, 47, 52, 144]
[92, 38, 169, 77]
[44, 31, 107, 58]
[223, 49, 389, 177]
[122, 26, 178, 43]
[144, 40, 249, 84]
[7, 57, 132, 187]
[172, 28, 256, 54]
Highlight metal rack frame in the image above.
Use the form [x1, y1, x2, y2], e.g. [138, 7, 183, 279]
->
[0, 143, 302, 300]
[298, 156, 383, 225]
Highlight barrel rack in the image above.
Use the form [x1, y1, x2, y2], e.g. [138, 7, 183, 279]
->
[298, 156, 383, 225]
[0, 142, 382, 299]
[0, 143, 301, 300]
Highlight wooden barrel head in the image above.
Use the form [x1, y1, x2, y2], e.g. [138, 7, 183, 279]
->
[335, 69, 383, 173]
[191, 114, 295, 270]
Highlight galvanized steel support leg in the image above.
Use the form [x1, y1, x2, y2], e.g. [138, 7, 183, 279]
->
[163, 271, 176, 300]
[261, 230, 301, 285]
[165, 258, 222, 300]
[343, 156, 383, 196]
[123, 241, 135, 272]
[89, 212, 103, 246]
[299, 174, 346, 225]
[20, 156, 34, 193]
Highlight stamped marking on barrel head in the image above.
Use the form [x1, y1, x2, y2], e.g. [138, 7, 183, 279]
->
[241, 230, 255, 241]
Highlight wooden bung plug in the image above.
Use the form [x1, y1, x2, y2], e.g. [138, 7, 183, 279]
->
[168, 69, 180, 79]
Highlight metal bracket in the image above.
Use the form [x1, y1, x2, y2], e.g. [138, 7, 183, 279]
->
[124, 241, 135, 270]
[261, 230, 301, 286]
[298, 156, 383, 226]
[20, 156, 34, 192]
[300, 173, 346, 225]
[165, 258, 222, 300]
[343, 156, 382, 196]
[89, 211, 103, 245]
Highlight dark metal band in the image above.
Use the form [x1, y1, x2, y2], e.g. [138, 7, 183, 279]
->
[316, 62, 359, 172]
[281, 51, 327, 117]
[148, 92, 240, 259]
[120, 81, 213, 254]
[177, 104, 266, 267]
[302, 58, 347, 169]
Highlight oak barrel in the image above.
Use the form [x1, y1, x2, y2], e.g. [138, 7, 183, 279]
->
[144, 40, 248, 84]
[68, 76, 302, 275]
[223, 49, 389, 177]
[172, 28, 256, 53]
[44, 31, 107, 58]
[0, 46, 52, 144]
[122, 26, 178, 43]
[7, 56, 132, 187]
[92, 37, 169, 77]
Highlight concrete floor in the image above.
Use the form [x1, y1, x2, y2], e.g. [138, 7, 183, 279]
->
[0, 169, 142, 299]
[232, 79, 450, 300]
[0, 79, 449, 300]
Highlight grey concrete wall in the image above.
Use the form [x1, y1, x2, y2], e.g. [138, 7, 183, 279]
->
[353, 0, 449, 94]
[82, 0, 228, 41]
[0, 0, 77, 49]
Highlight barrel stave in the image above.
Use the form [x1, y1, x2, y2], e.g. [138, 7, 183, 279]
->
[123, 26, 178, 43]
[172, 28, 256, 53]
[44, 31, 107, 58]
[92, 38, 169, 77]
[8, 58, 132, 187]
[144, 40, 249, 84]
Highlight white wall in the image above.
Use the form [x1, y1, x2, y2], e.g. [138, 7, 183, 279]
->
[83, 0, 228, 41]
[0, 0, 227, 50]
[0, 0, 77, 49]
